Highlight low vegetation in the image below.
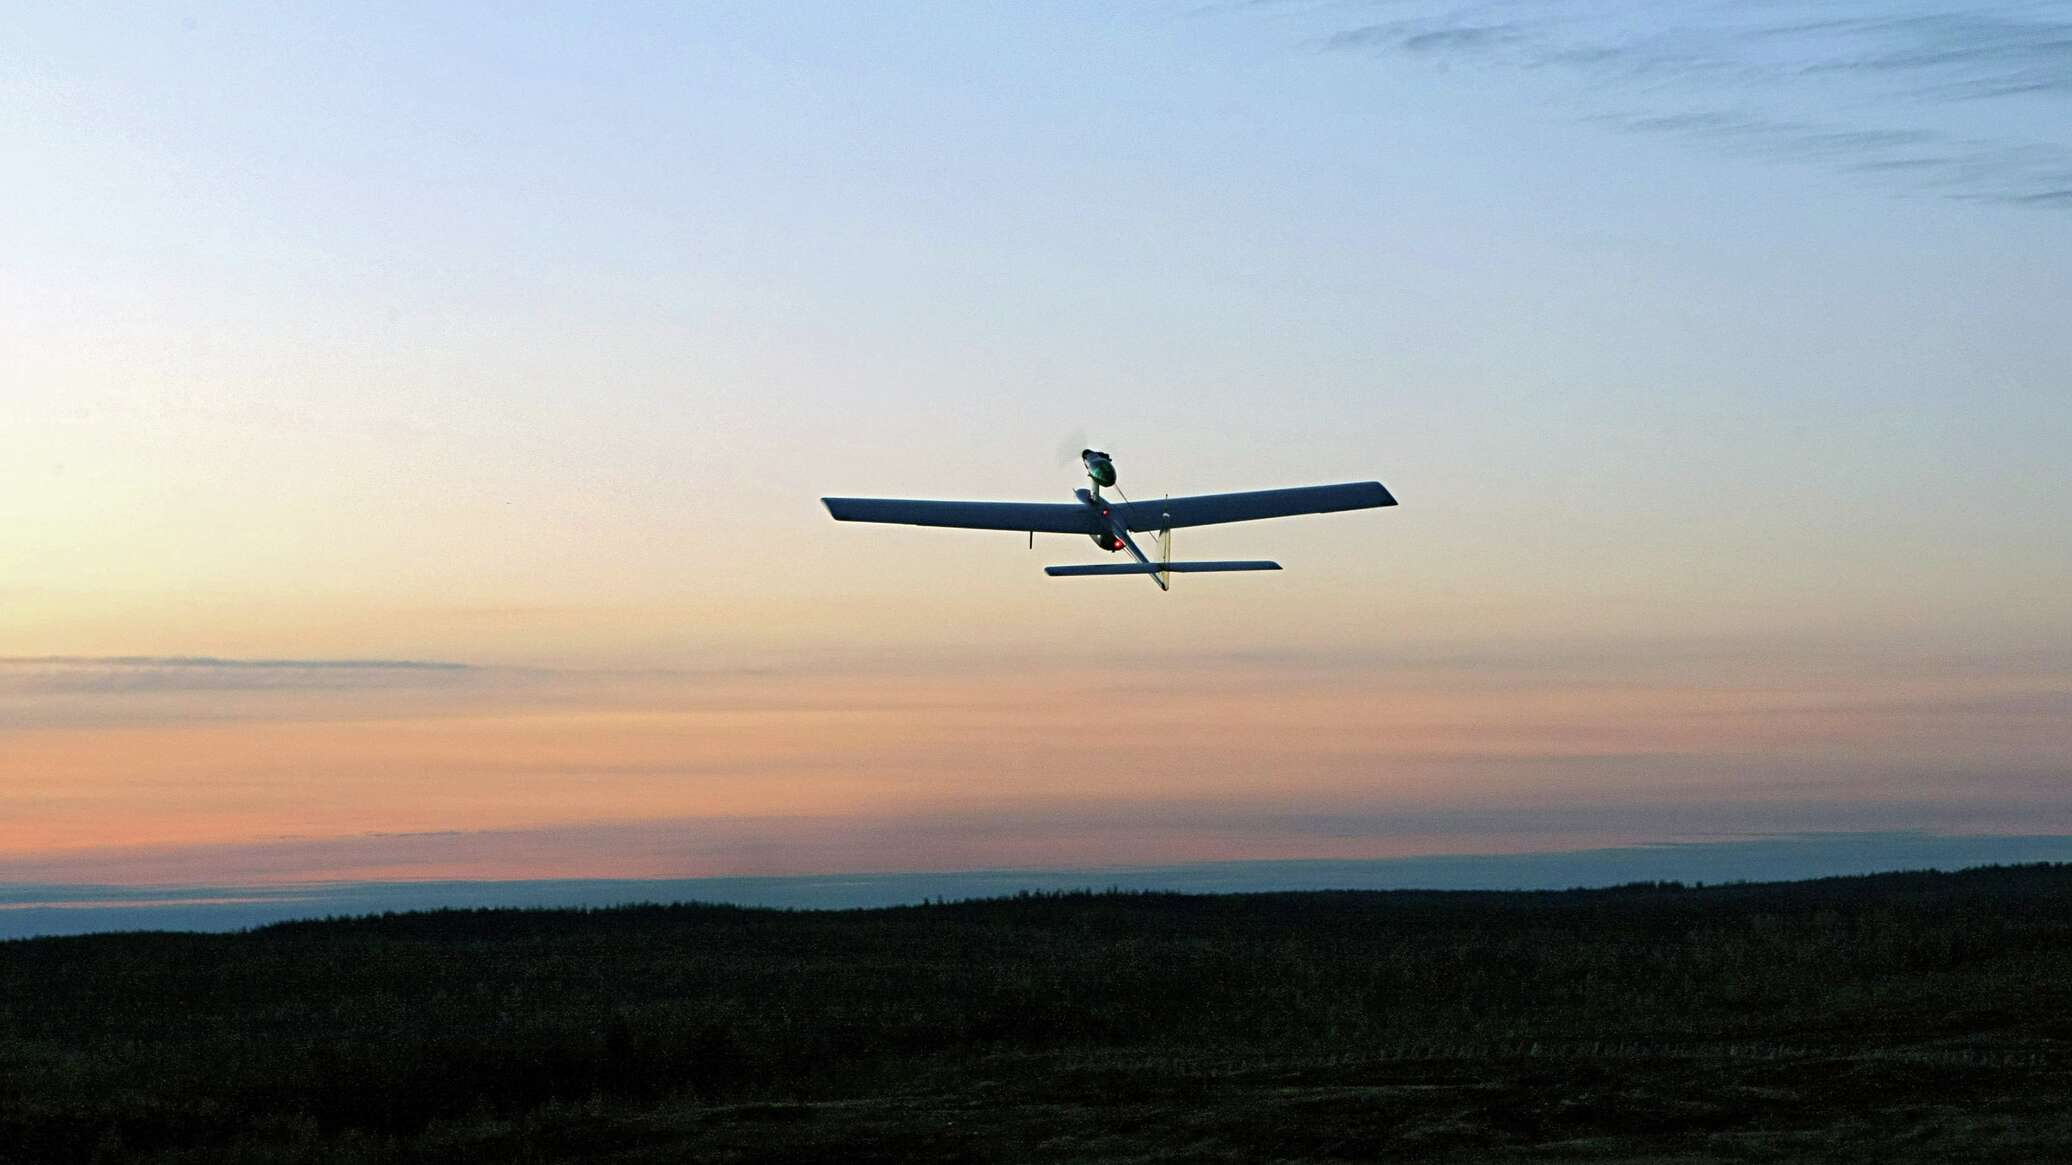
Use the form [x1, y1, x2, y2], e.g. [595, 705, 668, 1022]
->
[3, 864, 2069, 1161]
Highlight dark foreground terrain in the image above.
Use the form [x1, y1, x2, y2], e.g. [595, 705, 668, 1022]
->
[3, 865, 2070, 1163]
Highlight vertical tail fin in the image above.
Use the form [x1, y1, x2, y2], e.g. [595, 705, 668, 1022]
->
[1158, 498, 1171, 588]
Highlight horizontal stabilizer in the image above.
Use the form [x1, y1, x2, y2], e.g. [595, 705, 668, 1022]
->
[1044, 561, 1282, 577]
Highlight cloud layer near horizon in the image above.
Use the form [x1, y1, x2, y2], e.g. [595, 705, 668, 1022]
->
[5, 654, 2067, 885]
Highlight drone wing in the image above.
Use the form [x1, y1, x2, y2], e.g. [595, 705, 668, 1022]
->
[822, 497, 1102, 535]
[1113, 482, 1396, 532]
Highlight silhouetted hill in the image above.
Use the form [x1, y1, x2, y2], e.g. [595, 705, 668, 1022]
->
[3, 864, 2069, 1162]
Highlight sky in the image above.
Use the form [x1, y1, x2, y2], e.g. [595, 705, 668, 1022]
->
[3, 2, 2069, 901]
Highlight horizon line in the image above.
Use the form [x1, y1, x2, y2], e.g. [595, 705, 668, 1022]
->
[8, 831, 2072, 941]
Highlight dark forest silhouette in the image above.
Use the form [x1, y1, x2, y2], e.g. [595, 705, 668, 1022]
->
[3, 864, 2068, 1161]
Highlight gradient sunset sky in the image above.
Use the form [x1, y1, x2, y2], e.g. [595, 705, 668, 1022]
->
[4, 2, 2069, 888]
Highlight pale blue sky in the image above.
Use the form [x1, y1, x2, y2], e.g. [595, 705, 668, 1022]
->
[7, 2, 2067, 667]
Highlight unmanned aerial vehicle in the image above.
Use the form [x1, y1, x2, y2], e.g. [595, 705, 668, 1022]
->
[823, 449, 1396, 591]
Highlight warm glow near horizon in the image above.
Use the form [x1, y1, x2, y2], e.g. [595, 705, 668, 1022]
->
[3, 654, 2066, 885]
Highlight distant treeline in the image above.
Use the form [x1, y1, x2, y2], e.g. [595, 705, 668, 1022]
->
[2, 864, 2069, 1162]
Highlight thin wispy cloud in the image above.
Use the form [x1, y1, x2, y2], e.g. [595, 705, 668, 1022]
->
[0, 655, 473, 696]
[1316, 0, 2072, 208]
[3, 656, 473, 670]
[5, 801, 2070, 890]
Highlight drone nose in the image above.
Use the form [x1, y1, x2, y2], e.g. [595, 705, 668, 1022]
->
[1083, 451, 1117, 487]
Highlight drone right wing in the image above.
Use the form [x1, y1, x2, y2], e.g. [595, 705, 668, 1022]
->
[822, 497, 1103, 535]
[1112, 482, 1396, 532]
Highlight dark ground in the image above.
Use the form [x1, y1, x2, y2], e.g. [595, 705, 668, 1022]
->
[3, 864, 2069, 1162]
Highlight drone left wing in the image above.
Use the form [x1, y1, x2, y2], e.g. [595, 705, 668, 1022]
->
[823, 497, 1102, 535]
